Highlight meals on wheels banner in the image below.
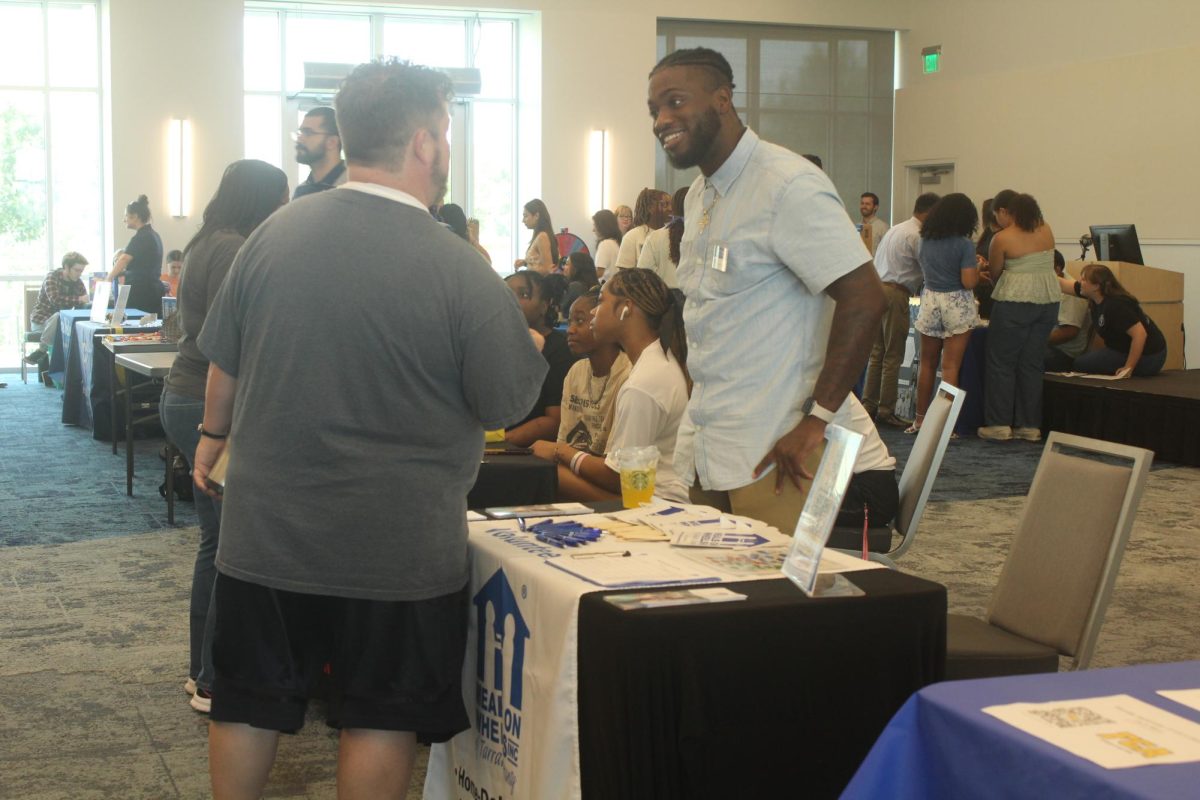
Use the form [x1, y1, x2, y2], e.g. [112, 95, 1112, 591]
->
[425, 523, 586, 800]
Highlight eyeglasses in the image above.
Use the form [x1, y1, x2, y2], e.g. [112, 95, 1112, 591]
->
[291, 128, 334, 141]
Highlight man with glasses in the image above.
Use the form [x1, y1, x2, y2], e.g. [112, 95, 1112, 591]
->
[292, 106, 347, 199]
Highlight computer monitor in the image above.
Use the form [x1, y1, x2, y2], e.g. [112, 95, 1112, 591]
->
[1089, 224, 1144, 265]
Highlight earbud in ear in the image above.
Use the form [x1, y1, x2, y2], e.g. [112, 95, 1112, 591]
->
[620, 307, 629, 320]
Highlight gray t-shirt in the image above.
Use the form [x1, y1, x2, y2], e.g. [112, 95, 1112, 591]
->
[165, 229, 245, 400]
[198, 187, 547, 601]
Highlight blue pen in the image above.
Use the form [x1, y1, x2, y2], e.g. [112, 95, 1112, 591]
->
[535, 533, 564, 547]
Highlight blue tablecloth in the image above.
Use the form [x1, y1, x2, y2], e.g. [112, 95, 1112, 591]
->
[48, 308, 94, 382]
[843, 661, 1200, 799]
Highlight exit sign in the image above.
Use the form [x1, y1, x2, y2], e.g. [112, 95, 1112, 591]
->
[922, 46, 942, 74]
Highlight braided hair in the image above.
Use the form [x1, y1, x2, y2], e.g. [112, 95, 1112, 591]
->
[649, 47, 736, 91]
[632, 188, 659, 228]
[605, 268, 690, 390]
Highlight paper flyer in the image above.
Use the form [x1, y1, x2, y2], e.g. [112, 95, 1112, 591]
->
[983, 694, 1200, 769]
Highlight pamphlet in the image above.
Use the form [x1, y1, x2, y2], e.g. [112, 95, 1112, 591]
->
[544, 550, 721, 589]
[1159, 689, 1200, 714]
[604, 587, 747, 610]
[983, 694, 1200, 769]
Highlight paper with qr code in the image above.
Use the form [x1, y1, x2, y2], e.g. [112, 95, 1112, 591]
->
[983, 694, 1200, 769]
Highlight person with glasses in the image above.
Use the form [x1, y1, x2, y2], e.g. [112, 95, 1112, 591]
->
[292, 106, 346, 199]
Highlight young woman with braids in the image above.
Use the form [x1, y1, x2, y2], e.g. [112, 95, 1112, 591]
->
[514, 198, 559, 274]
[531, 287, 631, 461]
[1057, 263, 1167, 377]
[532, 268, 690, 502]
[505, 270, 580, 446]
[635, 186, 687, 288]
[613, 187, 671, 269]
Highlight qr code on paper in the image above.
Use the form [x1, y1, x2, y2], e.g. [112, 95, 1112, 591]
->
[1029, 706, 1113, 728]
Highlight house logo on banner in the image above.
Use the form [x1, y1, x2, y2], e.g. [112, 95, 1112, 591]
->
[471, 569, 530, 792]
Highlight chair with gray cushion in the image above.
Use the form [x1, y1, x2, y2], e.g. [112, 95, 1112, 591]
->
[829, 382, 965, 568]
[945, 432, 1152, 681]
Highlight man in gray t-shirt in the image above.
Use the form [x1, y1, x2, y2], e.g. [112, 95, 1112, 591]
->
[193, 61, 545, 797]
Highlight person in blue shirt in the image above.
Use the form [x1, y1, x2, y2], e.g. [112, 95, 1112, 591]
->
[910, 193, 982, 433]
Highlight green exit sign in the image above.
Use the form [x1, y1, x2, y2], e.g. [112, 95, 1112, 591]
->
[922, 46, 942, 74]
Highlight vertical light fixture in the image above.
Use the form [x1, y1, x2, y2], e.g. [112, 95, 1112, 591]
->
[168, 118, 192, 217]
[588, 129, 609, 212]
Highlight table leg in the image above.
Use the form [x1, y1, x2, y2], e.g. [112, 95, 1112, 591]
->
[126, 375, 134, 496]
[111, 351, 119, 454]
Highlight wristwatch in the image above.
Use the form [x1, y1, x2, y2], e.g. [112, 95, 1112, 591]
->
[197, 424, 228, 440]
[801, 396, 836, 424]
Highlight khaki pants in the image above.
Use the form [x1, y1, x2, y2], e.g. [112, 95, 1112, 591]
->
[688, 441, 825, 536]
[862, 283, 912, 418]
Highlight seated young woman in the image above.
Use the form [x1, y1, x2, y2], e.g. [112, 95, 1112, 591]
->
[531, 287, 630, 462]
[531, 268, 689, 502]
[1056, 262, 1167, 377]
[505, 270, 579, 446]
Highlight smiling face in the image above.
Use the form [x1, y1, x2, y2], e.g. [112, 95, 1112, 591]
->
[859, 195, 878, 219]
[648, 65, 726, 172]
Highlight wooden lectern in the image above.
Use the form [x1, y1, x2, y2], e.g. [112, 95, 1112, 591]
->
[1066, 260, 1185, 370]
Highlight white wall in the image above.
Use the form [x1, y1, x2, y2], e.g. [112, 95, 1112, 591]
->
[106, 0, 244, 259]
[895, 0, 1200, 365]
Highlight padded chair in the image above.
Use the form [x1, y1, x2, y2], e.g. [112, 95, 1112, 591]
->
[828, 382, 965, 568]
[945, 432, 1152, 681]
[21, 285, 42, 384]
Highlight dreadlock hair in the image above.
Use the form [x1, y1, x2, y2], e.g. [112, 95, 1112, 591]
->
[605, 268, 690, 390]
[668, 186, 688, 265]
[632, 188, 659, 228]
[649, 47, 736, 92]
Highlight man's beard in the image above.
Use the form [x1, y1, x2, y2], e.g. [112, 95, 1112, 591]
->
[430, 150, 448, 204]
[295, 145, 319, 166]
[666, 106, 721, 170]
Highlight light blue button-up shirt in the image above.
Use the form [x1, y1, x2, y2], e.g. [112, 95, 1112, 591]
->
[675, 128, 871, 492]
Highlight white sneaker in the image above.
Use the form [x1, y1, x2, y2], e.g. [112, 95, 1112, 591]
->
[977, 425, 1013, 441]
[184, 677, 196, 696]
[1012, 427, 1042, 442]
[190, 688, 212, 714]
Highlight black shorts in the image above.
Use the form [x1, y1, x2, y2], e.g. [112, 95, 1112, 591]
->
[208, 572, 470, 741]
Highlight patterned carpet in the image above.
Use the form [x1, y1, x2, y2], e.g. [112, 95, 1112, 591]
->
[2, 377, 1198, 797]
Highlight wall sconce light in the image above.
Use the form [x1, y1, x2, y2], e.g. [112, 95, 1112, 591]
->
[588, 129, 609, 212]
[168, 118, 192, 218]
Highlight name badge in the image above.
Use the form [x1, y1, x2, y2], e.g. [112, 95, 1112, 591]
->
[707, 242, 729, 273]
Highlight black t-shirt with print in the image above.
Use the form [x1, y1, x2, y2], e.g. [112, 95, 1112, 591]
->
[1090, 294, 1166, 355]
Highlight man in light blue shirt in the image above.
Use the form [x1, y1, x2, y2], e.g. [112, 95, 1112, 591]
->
[647, 47, 886, 536]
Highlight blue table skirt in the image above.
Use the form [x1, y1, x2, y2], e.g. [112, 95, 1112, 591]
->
[843, 661, 1200, 800]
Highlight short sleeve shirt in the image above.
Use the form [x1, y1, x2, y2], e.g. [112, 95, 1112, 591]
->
[675, 128, 871, 491]
[124, 225, 163, 285]
[512, 329, 579, 428]
[557, 353, 631, 455]
[1092, 295, 1166, 355]
[198, 184, 546, 601]
[918, 236, 977, 293]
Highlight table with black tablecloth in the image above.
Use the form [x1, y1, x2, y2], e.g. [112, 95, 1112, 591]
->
[424, 516, 946, 800]
[468, 449, 557, 509]
[59, 315, 153, 438]
[577, 570, 947, 799]
[844, 660, 1200, 799]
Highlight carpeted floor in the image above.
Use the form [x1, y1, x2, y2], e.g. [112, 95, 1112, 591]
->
[2, 377, 1198, 797]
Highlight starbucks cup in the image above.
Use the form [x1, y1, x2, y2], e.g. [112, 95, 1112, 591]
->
[613, 445, 660, 508]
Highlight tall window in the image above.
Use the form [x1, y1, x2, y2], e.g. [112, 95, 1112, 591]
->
[0, 0, 103, 367]
[244, 4, 521, 267]
[656, 21, 895, 221]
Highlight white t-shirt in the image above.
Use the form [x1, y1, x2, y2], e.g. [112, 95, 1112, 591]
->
[614, 225, 651, 269]
[557, 352, 631, 455]
[636, 226, 679, 288]
[833, 394, 897, 474]
[594, 238, 619, 277]
[604, 345, 690, 502]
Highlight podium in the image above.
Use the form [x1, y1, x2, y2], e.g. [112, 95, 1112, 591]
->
[1067, 260, 1184, 370]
